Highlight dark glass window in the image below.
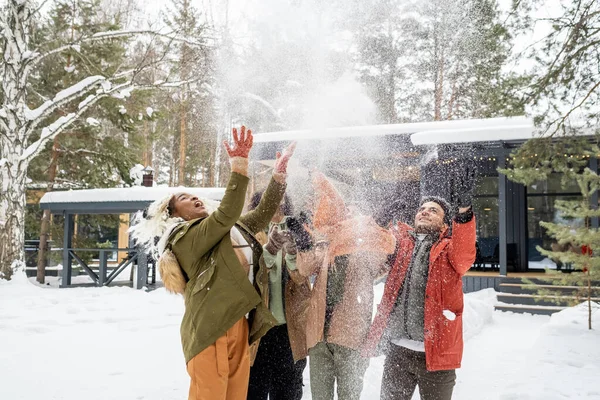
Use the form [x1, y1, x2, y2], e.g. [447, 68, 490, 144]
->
[527, 195, 582, 262]
[528, 173, 580, 194]
[473, 175, 499, 261]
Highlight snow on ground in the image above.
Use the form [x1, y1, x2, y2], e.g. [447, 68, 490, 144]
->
[1, 273, 599, 400]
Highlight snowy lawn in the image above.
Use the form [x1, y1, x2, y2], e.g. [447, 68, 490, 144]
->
[1, 273, 599, 400]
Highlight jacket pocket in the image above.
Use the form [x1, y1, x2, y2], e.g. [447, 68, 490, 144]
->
[191, 262, 216, 295]
[437, 316, 461, 356]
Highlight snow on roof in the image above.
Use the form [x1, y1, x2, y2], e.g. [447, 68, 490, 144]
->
[253, 116, 534, 145]
[40, 186, 225, 205]
[410, 117, 534, 145]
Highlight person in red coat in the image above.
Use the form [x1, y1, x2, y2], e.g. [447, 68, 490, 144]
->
[362, 196, 476, 400]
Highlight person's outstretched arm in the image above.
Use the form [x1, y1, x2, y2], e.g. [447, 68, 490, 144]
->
[239, 142, 296, 233]
[184, 126, 254, 255]
[447, 206, 476, 275]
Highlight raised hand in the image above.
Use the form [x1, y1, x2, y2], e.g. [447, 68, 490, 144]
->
[274, 142, 297, 174]
[265, 226, 290, 255]
[286, 215, 313, 252]
[224, 126, 253, 158]
[456, 159, 476, 211]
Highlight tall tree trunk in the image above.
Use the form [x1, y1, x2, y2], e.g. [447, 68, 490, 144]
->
[178, 104, 186, 185]
[169, 129, 176, 186]
[588, 267, 592, 330]
[432, 15, 444, 121]
[36, 137, 60, 283]
[434, 54, 444, 121]
[142, 120, 149, 166]
[0, 0, 31, 279]
[0, 145, 28, 279]
[385, 21, 397, 123]
[447, 77, 458, 120]
[209, 143, 215, 186]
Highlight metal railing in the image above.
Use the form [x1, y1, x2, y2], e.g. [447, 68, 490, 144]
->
[60, 247, 154, 289]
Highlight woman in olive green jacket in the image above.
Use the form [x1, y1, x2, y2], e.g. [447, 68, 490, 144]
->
[131, 126, 295, 400]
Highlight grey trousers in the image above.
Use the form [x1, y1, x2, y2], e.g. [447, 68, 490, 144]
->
[381, 344, 456, 400]
[309, 341, 370, 400]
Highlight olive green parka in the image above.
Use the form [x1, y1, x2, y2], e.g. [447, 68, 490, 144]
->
[166, 172, 285, 363]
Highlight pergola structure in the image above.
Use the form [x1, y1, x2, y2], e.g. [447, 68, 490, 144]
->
[39, 186, 225, 289]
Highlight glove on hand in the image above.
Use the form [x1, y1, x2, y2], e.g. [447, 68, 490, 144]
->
[265, 226, 289, 255]
[274, 142, 297, 174]
[287, 215, 313, 252]
[283, 238, 297, 255]
[224, 126, 253, 158]
[455, 159, 476, 209]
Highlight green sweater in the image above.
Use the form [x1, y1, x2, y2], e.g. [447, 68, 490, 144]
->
[167, 172, 285, 363]
[262, 216, 297, 325]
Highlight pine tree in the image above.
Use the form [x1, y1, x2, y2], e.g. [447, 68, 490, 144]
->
[352, 0, 527, 122]
[500, 1, 600, 328]
[502, 137, 600, 329]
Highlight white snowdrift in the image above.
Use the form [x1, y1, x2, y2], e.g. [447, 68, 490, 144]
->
[498, 302, 600, 400]
[1, 275, 598, 400]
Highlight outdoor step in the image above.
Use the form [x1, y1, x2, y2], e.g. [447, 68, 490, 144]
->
[494, 303, 566, 316]
[496, 292, 574, 307]
[499, 283, 600, 291]
[500, 283, 600, 290]
[500, 277, 569, 286]
[498, 283, 600, 295]
[497, 292, 600, 301]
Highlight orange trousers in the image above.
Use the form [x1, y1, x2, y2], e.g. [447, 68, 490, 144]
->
[186, 317, 250, 400]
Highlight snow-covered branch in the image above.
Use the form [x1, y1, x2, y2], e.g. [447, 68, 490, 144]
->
[24, 75, 106, 131]
[19, 76, 205, 163]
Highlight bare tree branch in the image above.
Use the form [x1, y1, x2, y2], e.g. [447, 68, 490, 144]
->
[546, 79, 600, 136]
[27, 0, 51, 20]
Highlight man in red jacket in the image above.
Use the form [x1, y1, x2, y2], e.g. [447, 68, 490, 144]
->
[363, 196, 476, 400]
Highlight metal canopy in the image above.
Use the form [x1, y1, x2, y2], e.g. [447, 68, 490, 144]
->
[39, 186, 226, 215]
[40, 201, 155, 214]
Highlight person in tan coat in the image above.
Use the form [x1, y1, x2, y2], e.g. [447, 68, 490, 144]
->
[296, 171, 396, 400]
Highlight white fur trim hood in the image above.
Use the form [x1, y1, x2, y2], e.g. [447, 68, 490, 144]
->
[129, 194, 220, 259]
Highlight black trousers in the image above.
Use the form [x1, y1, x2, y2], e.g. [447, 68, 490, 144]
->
[248, 324, 307, 400]
[381, 344, 456, 400]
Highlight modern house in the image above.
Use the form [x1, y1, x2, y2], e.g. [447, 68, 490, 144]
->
[38, 116, 594, 312]
[252, 116, 593, 281]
